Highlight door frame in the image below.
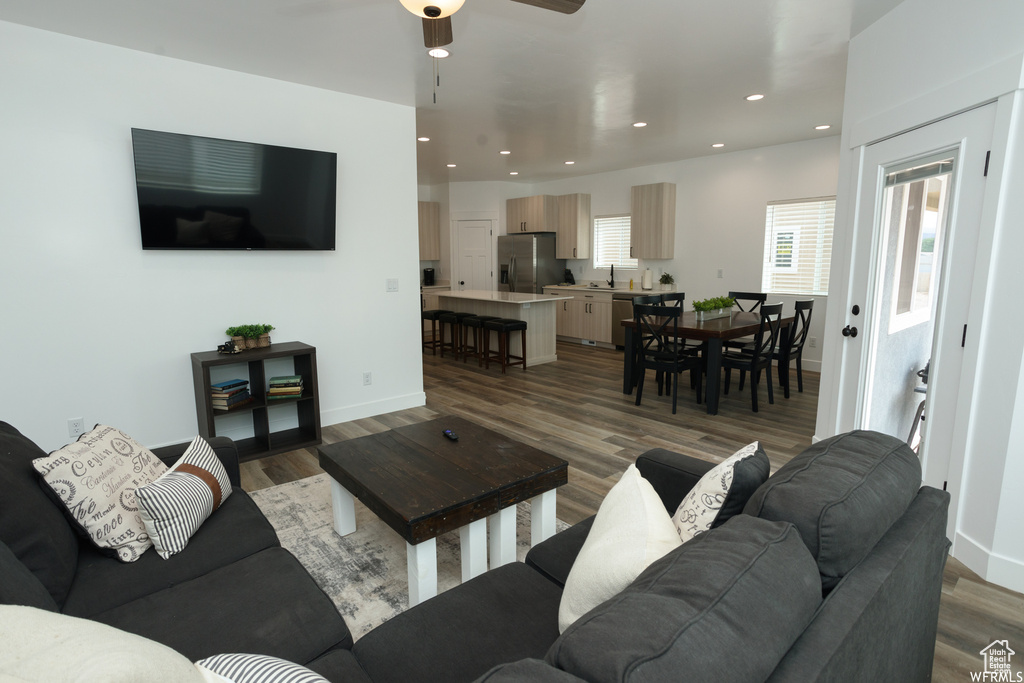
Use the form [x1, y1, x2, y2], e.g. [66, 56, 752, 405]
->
[451, 211, 498, 291]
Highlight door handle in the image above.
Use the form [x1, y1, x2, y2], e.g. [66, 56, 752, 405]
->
[842, 325, 858, 338]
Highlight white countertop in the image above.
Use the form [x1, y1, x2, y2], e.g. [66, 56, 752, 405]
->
[440, 289, 572, 304]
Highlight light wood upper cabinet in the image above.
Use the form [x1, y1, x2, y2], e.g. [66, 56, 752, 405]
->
[630, 182, 676, 259]
[418, 201, 441, 261]
[507, 195, 558, 233]
[556, 193, 591, 259]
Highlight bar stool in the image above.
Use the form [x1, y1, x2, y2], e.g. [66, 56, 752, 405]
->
[483, 318, 528, 373]
[438, 311, 475, 359]
[461, 315, 500, 366]
[421, 309, 453, 355]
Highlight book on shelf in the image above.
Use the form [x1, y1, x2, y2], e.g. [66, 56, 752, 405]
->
[211, 379, 248, 392]
[212, 396, 253, 410]
[268, 375, 303, 388]
[211, 390, 252, 409]
[267, 394, 301, 401]
[210, 386, 248, 399]
[267, 386, 303, 394]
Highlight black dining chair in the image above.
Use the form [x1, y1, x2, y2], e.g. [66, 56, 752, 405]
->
[724, 291, 769, 350]
[634, 303, 702, 414]
[721, 302, 783, 412]
[779, 299, 814, 397]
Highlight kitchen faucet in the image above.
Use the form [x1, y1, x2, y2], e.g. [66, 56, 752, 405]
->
[607, 264, 615, 288]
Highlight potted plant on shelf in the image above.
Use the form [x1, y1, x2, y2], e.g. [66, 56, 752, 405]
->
[659, 272, 675, 291]
[225, 324, 275, 350]
[692, 296, 736, 322]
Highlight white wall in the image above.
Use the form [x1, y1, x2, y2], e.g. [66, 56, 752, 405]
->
[446, 137, 840, 369]
[818, 0, 1024, 591]
[0, 22, 425, 451]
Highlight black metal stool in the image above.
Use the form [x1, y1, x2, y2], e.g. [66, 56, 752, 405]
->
[483, 318, 528, 373]
[438, 311, 475, 359]
[421, 309, 453, 355]
[460, 315, 500, 366]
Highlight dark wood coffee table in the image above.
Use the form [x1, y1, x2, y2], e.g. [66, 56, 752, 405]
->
[317, 416, 568, 606]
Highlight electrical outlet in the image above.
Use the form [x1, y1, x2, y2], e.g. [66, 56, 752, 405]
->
[68, 417, 85, 438]
[809, 337, 817, 348]
[363, 372, 372, 386]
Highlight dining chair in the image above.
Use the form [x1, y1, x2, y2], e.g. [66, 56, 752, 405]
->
[720, 302, 783, 412]
[634, 303, 702, 414]
[724, 291, 769, 350]
[779, 299, 814, 396]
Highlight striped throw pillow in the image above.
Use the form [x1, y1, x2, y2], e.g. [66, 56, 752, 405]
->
[136, 436, 232, 559]
[195, 653, 327, 683]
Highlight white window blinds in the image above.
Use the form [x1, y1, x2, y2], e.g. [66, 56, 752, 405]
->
[593, 214, 638, 269]
[133, 130, 263, 195]
[761, 197, 835, 296]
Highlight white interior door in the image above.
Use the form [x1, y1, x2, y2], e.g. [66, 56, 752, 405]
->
[456, 220, 493, 291]
[836, 104, 994, 489]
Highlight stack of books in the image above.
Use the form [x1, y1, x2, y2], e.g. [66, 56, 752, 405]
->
[210, 379, 252, 411]
[268, 375, 304, 401]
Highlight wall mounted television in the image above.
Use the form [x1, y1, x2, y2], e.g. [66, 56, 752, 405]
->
[131, 128, 337, 250]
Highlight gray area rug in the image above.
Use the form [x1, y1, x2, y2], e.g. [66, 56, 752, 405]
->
[250, 473, 568, 640]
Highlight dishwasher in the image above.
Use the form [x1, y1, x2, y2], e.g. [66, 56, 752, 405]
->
[611, 294, 636, 348]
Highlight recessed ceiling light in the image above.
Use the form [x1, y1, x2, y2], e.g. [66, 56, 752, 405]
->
[712, 143, 725, 148]
[565, 161, 575, 165]
[815, 124, 831, 130]
[509, 171, 518, 176]
[500, 150, 511, 155]
[428, 48, 450, 59]
[446, 163, 456, 168]
[745, 94, 764, 101]
[633, 122, 647, 128]
[417, 136, 430, 142]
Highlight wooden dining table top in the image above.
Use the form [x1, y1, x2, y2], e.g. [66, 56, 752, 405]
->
[620, 311, 794, 341]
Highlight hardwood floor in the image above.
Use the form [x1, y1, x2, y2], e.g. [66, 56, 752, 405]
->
[241, 340, 1023, 681]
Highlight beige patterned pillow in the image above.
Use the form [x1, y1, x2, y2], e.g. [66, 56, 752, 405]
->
[33, 425, 168, 562]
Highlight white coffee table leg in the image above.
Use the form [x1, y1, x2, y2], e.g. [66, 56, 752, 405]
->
[460, 518, 487, 582]
[488, 506, 517, 569]
[329, 478, 356, 536]
[531, 489, 557, 546]
[407, 538, 437, 607]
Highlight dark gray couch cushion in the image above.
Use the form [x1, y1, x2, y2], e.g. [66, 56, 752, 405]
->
[0, 422, 79, 606]
[0, 539, 58, 611]
[547, 515, 821, 683]
[743, 430, 921, 593]
[62, 490, 279, 617]
[353, 562, 563, 683]
[305, 648, 373, 683]
[90, 546, 352, 664]
[475, 659, 586, 682]
[526, 516, 595, 588]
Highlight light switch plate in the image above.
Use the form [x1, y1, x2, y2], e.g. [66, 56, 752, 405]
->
[386, 278, 399, 292]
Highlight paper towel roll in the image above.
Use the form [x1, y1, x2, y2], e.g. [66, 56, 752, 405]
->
[641, 269, 653, 290]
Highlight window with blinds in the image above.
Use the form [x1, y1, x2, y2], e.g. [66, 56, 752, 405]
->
[593, 214, 638, 269]
[761, 197, 835, 296]
[133, 130, 263, 194]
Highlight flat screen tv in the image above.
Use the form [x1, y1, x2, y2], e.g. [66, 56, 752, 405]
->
[131, 128, 337, 250]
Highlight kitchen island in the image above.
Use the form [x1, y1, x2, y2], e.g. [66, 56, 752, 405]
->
[438, 290, 572, 367]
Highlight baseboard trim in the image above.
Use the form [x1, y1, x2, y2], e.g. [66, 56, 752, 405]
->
[953, 530, 1024, 594]
[321, 392, 426, 427]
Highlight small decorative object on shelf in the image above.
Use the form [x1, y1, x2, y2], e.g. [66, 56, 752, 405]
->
[659, 272, 675, 291]
[224, 324, 275, 351]
[217, 340, 242, 354]
[693, 296, 736, 321]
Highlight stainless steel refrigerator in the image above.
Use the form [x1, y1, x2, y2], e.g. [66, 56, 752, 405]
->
[497, 234, 565, 294]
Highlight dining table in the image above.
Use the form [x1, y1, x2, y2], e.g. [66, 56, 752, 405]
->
[621, 310, 794, 415]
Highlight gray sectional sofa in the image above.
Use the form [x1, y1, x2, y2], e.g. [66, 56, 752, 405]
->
[1, 423, 949, 682]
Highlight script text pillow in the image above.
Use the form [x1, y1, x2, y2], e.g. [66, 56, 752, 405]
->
[195, 653, 328, 683]
[33, 425, 167, 562]
[672, 441, 770, 542]
[136, 435, 233, 559]
[558, 464, 681, 633]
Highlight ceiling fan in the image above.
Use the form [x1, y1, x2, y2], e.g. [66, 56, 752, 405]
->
[400, 0, 585, 49]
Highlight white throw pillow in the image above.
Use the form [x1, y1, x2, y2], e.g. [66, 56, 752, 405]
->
[672, 441, 762, 543]
[136, 435, 233, 559]
[33, 424, 168, 562]
[0, 605, 205, 682]
[558, 464, 682, 633]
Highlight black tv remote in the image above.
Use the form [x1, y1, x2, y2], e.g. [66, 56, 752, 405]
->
[443, 429, 459, 441]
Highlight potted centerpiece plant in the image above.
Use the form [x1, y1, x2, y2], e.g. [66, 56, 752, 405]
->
[225, 324, 275, 350]
[692, 296, 736, 322]
[659, 272, 675, 291]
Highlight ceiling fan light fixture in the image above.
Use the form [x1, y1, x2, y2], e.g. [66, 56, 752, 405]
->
[401, 0, 464, 19]
[428, 47, 450, 58]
